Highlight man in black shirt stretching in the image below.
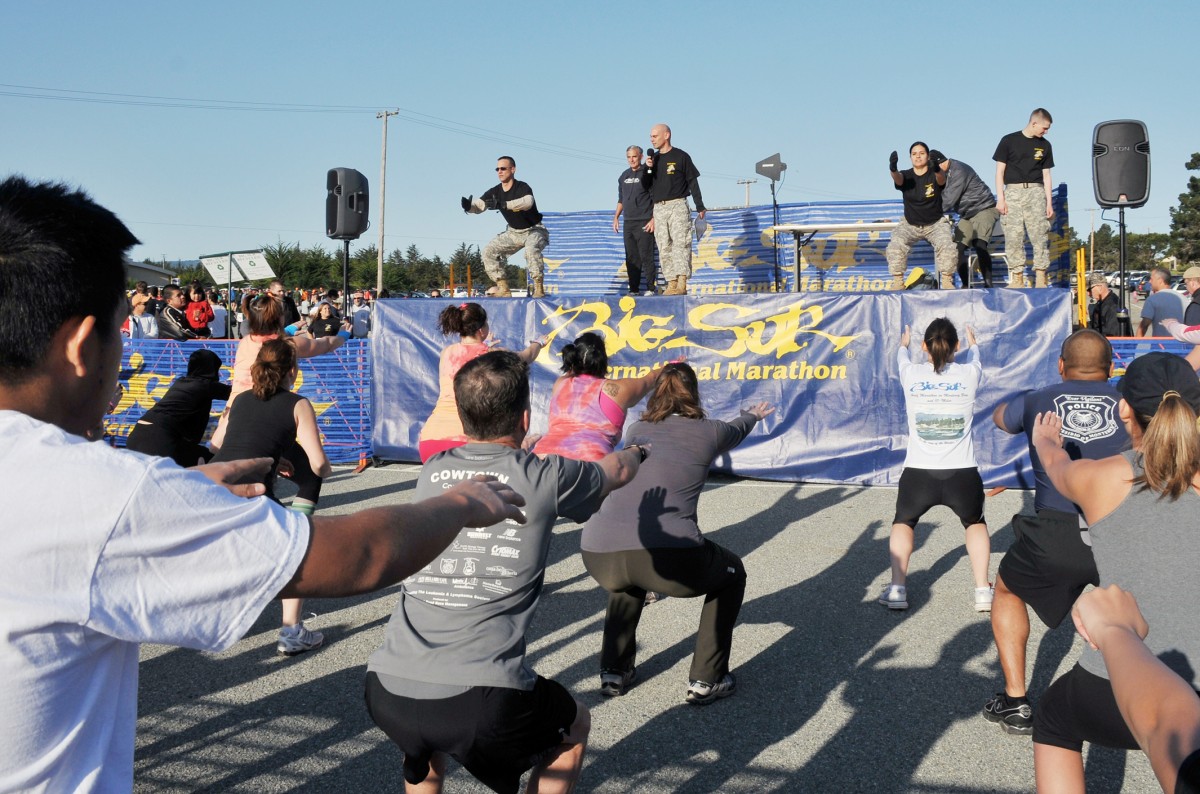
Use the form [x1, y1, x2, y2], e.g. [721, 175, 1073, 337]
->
[462, 156, 549, 298]
[885, 142, 957, 290]
[641, 124, 704, 296]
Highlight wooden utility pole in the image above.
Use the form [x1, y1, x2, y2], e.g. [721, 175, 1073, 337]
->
[376, 109, 399, 293]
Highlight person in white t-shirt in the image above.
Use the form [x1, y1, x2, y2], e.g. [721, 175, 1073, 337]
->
[0, 175, 527, 794]
[878, 317, 993, 613]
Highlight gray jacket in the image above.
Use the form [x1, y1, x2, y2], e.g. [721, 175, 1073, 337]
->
[942, 159, 996, 219]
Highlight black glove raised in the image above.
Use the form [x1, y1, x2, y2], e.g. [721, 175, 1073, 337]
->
[460, 195, 472, 213]
[929, 149, 946, 168]
[889, 151, 899, 172]
[484, 195, 502, 211]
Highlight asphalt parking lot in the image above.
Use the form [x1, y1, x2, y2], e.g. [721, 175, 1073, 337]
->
[133, 464, 1158, 793]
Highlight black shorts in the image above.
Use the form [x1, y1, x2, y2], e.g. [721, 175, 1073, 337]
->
[364, 672, 578, 794]
[893, 467, 985, 529]
[997, 509, 1099, 629]
[1032, 664, 1138, 752]
[1180, 749, 1200, 794]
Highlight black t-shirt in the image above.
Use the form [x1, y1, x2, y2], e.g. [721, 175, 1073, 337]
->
[895, 168, 944, 226]
[210, 389, 305, 501]
[311, 317, 341, 338]
[640, 147, 705, 211]
[482, 180, 542, 229]
[993, 131, 1055, 184]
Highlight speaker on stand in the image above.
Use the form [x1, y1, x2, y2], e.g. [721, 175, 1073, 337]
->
[1092, 120, 1150, 337]
[326, 168, 370, 319]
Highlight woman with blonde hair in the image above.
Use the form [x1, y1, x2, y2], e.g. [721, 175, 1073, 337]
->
[1030, 352, 1200, 793]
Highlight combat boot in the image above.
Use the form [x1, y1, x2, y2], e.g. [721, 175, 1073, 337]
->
[1008, 271, 1026, 288]
[532, 277, 545, 298]
[1034, 269, 1048, 288]
[887, 274, 906, 291]
[676, 274, 689, 295]
[494, 279, 511, 297]
[663, 277, 680, 296]
[940, 271, 956, 290]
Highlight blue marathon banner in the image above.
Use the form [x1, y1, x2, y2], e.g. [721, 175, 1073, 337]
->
[372, 291, 1071, 486]
[105, 339, 372, 464]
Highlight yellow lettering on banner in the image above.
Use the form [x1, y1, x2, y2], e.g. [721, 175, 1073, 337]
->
[687, 301, 858, 358]
[124, 352, 172, 410]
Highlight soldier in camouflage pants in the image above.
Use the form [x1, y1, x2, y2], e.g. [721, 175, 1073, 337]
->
[653, 197, 693, 287]
[885, 217, 957, 287]
[999, 184, 1050, 286]
[483, 225, 549, 284]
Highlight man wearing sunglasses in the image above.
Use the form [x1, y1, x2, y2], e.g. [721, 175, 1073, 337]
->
[461, 156, 549, 298]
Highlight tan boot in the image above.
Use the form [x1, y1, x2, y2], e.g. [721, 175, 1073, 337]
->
[676, 274, 689, 295]
[663, 276, 680, 296]
[494, 278, 511, 297]
[940, 271, 956, 290]
[1034, 269, 1048, 288]
[532, 277, 545, 298]
[887, 274, 906, 291]
[1008, 271, 1026, 288]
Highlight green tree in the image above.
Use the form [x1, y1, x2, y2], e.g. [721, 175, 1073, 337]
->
[1170, 152, 1200, 265]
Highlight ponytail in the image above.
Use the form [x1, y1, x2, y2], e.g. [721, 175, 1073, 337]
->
[437, 302, 487, 338]
[1134, 393, 1200, 499]
[923, 317, 959, 374]
[251, 339, 297, 401]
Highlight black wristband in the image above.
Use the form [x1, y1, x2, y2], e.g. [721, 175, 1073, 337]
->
[629, 444, 648, 462]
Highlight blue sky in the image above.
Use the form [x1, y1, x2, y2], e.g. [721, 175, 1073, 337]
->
[3, 1, 1193, 269]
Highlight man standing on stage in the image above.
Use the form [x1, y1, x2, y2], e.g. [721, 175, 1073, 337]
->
[885, 142, 957, 290]
[461, 156, 549, 298]
[993, 108, 1055, 288]
[642, 124, 705, 296]
[983, 330, 1127, 735]
[933, 151, 1000, 288]
[614, 145, 658, 295]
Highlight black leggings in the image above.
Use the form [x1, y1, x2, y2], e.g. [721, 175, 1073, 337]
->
[284, 441, 323, 503]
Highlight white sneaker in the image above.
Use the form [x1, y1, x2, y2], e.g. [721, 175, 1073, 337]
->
[686, 673, 736, 705]
[877, 584, 908, 610]
[277, 622, 324, 656]
[974, 586, 994, 613]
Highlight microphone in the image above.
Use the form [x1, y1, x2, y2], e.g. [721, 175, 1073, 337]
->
[647, 148, 657, 172]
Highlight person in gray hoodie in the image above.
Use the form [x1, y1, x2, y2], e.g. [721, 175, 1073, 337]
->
[931, 151, 1000, 288]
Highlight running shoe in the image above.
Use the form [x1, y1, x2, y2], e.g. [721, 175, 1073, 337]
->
[277, 623, 324, 656]
[643, 591, 668, 606]
[686, 673, 736, 705]
[975, 586, 995, 613]
[599, 667, 637, 697]
[982, 692, 1033, 735]
[877, 584, 908, 610]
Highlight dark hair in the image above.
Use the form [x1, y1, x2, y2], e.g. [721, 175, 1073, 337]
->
[560, 331, 608, 378]
[246, 292, 284, 335]
[134, 281, 148, 293]
[642, 363, 704, 422]
[454, 350, 529, 440]
[163, 284, 184, 302]
[150, 286, 160, 298]
[0, 177, 140, 383]
[909, 141, 929, 155]
[437, 302, 487, 338]
[923, 317, 958, 374]
[1031, 108, 1053, 124]
[251, 339, 296, 400]
[498, 156, 516, 169]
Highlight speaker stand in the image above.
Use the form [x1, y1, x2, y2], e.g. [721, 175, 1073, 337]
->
[341, 240, 351, 319]
[1115, 206, 1133, 336]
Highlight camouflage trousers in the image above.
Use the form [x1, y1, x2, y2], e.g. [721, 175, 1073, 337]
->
[652, 198, 694, 280]
[483, 224, 549, 281]
[885, 217, 957, 277]
[1000, 184, 1050, 274]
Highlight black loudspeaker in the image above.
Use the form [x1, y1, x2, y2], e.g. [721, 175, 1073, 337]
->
[326, 167, 369, 240]
[1092, 120, 1150, 208]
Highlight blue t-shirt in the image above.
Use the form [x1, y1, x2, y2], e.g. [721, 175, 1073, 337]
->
[1001, 380, 1130, 513]
[1141, 288, 1187, 336]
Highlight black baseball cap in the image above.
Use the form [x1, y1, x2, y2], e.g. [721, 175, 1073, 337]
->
[1118, 352, 1200, 418]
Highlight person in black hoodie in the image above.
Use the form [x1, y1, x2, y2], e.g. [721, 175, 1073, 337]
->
[125, 349, 231, 466]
